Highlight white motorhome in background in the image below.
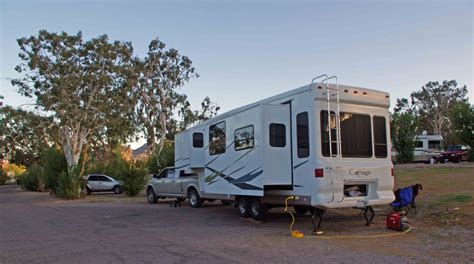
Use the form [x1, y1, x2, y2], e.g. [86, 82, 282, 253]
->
[391, 132, 443, 164]
[175, 75, 394, 230]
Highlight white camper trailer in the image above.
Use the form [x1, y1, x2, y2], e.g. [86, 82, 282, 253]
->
[175, 75, 394, 230]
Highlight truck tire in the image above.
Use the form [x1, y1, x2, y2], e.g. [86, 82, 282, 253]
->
[294, 206, 309, 215]
[188, 189, 202, 208]
[250, 198, 268, 221]
[237, 197, 251, 218]
[147, 188, 158, 204]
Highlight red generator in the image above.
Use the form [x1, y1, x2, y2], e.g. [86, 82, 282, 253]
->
[386, 212, 408, 231]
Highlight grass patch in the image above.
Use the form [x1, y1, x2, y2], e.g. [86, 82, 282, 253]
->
[445, 194, 471, 203]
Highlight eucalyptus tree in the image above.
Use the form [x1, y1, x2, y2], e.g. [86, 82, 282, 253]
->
[137, 38, 198, 155]
[410, 80, 468, 137]
[12, 30, 139, 178]
[0, 106, 56, 166]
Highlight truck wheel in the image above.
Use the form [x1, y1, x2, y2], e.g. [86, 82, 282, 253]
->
[188, 189, 202, 208]
[452, 156, 460, 163]
[250, 198, 268, 221]
[237, 197, 251, 218]
[147, 188, 158, 204]
[294, 206, 309, 215]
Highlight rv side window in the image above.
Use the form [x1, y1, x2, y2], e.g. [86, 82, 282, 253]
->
[415, 141, 423, 148]
[193, 133, 204, 148]
[209, 121, 226, 155]
[297, 112, 310, 158]
[340, 112, 372, 158]
[428, 140, 441, 150]
[234, 125, 254, 151]
[320, 111, 338, 157]
[269, 123, 286, 147]
[373, 116, 388, 158]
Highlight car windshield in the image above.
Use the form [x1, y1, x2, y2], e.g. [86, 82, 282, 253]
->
[447, 146, 461, 151]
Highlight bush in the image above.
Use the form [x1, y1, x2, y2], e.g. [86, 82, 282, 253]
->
[469, 149, 474, 162]
[120, 161, 147, 197]
[19, 163, 45, 191]
[41, 147, 67, 193]
[56, 170, 82, 200]
[146, 142, 174, 174]
[0, 169, 6, 185]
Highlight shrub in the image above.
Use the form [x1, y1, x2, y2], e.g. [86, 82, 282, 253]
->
[0, 169, 6, 185]
[41, 147, 67, 193]
[19, 163, 45, 191]
[56, 170, 82, 200]
[469, 149, 474, 162]
[120, 161, 147, 197]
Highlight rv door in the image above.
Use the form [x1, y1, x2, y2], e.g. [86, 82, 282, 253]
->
[262, 104, 292, 186]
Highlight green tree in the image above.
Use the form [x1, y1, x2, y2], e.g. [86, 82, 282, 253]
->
[410, 80, 468, 140]
[136, 38, 198, 158]
[0, 106, 56, 166]
[11, 31, 138, 195]
[391, 98, 420, 163]
[450, 102, 473, 146]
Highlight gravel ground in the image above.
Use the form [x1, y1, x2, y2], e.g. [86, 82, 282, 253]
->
[0, 185, 473, 264]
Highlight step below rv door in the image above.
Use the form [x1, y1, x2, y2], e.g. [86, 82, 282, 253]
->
[262, 104, 292, 186]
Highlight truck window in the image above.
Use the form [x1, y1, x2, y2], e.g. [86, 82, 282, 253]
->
[209, 121, 226, 155]
[193, 133, 204, 148]
[297, 112, 310, 158]
[373, 116, 387, 158]
[269, 123, 286, 147]
[234, 125, 254, 151]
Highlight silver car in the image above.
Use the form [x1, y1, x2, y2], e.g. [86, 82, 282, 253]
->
[85, 174, 123, 195]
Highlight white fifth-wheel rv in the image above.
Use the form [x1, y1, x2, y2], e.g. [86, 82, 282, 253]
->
[175, 74, 394, 231]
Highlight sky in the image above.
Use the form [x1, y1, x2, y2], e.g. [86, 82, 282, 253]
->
[1, 0, 473, 148]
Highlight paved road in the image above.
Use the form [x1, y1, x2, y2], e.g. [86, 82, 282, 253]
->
[0, 185, 471, 263]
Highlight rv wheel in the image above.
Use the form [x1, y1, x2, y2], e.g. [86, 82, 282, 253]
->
[237, 197, 251, 218]
[250, 198, 268, 221]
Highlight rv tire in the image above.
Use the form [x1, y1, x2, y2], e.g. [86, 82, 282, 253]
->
[188, 189, 202, 208]
[237, 197, 251, 218]
[250, 198, 268, 221]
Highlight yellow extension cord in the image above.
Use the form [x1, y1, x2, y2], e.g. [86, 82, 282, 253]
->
[284, 196, 412, 239]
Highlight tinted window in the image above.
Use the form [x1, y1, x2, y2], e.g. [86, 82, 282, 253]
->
[340, 113, 372, 157]
[297, 112, 310, 158]
[193, 133, 204, 148]
[88, 176, 97, 181]
[209, 121, 226, 155]
[428, 140, 441, 150]
[235, 125, 255, 151]
[321, 111, 372, 157]
[415, 141, 423, 148]
[269, 123, 286, 147]
[158, 169, 168, 178]
[320, 111, 338, 156]
[373, 116, 387, 158]
[98, 176, 109, 182]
